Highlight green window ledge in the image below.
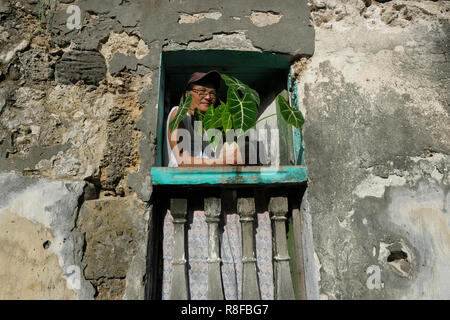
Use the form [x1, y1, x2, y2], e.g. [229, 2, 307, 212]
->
[150, 166, 307, 186]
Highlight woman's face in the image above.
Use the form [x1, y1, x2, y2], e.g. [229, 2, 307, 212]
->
[186, 82, 217, 114]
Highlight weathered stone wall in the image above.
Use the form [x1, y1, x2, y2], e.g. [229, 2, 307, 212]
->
[1, 0, 447, 300]
[0, 0, 154, 299]
[0, 0, 313, 299]
[299, 0, 449, 299]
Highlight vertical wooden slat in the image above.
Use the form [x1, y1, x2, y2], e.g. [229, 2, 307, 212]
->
[269, 197, 295, 300]
[238, 197, 261, 300]
[169, 198, 189, 300]
[204, 197, 224, 300]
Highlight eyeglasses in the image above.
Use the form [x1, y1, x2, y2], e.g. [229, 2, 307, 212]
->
[190, 89, 217, 98]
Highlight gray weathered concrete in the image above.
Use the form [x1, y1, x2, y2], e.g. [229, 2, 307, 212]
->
[299, 0, 450, 299]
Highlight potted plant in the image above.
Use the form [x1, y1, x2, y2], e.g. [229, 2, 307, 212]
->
[168, 73, 304, 165]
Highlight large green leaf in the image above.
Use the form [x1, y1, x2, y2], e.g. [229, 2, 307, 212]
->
[168, 94, 192, 133]
[205, 129, 223, 152]
[191, 107, 205, 136]
[221, 111, 232, 132]
[277, 94, 304, 131]
[204, 104, 224, 131]
[221, 74, 260, 106]
[204, 104, 226, 149]
[194, 107, 204, 123]
[227, 87, 258, 133]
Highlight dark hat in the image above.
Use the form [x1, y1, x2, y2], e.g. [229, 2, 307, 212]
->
[186, 70, 221, 90]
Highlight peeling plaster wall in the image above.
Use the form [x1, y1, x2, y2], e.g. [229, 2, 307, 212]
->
[0, 0, 313, 299]
[2, 0, 447, 301]
[299, 0, 449, 299]
[0, 172, 94, 299]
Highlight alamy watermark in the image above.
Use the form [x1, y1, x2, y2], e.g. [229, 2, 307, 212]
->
[66, 5, 81, 30]
[169, 121, 283, 166]
[366, 265, 384, 290]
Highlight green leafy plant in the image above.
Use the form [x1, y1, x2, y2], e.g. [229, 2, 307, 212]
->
[169, 73, 304, 145]
[168, 94, 192, 133]
[276, 93, 305, 142]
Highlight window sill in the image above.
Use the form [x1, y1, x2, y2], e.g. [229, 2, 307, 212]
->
[150, 165, 307, 186]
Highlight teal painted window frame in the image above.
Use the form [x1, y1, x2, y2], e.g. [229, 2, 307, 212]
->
[152, 50, 306, 186]
[151, 166, 307, 186]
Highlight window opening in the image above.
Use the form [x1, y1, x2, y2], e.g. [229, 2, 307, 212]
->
[157, 50, 300, 168]
[147, 50, 309, 300]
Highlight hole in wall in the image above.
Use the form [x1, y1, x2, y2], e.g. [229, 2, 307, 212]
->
[386, 243, 412, 278]
[43, 240, 51, 249]
[387, 250, 408, 262]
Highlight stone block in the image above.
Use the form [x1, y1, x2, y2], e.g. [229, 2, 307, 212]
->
[268, 197, 288, 215]
[170, 198, 187, 216]
[109, 52, 138, 75]
[78, 0, 122, 14]
[18, 47, 54, 82]
[237, 197, 255, 216]
[55, 50, 106, 85]
[204, 197, 221, 217]
[77, 197, 149, 299]
[0, 0, 10, 14]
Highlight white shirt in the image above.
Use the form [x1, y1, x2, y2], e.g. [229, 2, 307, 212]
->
[165, 106, 214, 167]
